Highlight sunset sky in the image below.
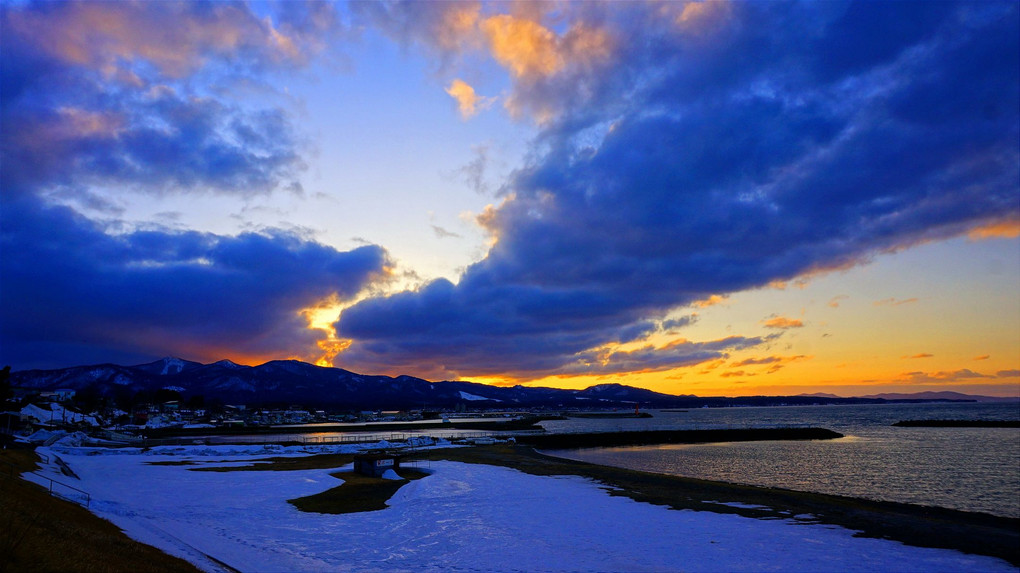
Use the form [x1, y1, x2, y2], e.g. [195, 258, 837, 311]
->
[2, 0, 1018, 397]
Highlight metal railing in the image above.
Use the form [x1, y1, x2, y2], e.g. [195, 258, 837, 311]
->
[29, 472, 91, 508]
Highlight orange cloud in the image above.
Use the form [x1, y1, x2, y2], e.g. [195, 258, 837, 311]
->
[761, 316, 804, 329]
[897, 369, 995, 384]
[968, 218, 1020, 240]
[561, 23, 613, 69]
[698, 359, 727, 374]
[873, 297, 919, 307]
[677, 1, 732, 26]
[435, 3, 482, 54]
[445, 79, 494, 118]
[692, 294, 729, 308]
[481, 15, 562, 79]
[827, 295, 849, 308]
[481, 15, 613, 82]
[903, 353, 934, 359]
[720, 370, 752, 378]
[731, 355, 810, 367]
[8, 2, 308, 80]
[768, 279, 810, 291]
[974, 354, 991, 361]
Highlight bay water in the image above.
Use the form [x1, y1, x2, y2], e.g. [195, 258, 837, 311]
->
[541, 402, 1020, 518]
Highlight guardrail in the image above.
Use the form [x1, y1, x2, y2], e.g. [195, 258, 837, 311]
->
[30, 472, 91, 508]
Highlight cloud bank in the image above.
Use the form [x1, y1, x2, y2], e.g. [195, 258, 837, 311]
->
[337, 1, 1019, 380]
[2, 1, 1017, 382]
[0, 1, 385, 368]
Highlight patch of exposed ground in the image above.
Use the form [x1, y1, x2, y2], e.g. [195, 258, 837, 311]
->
[288, 468, 430, 514]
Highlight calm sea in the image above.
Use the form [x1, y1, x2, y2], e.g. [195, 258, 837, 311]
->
[541, 402, 1020, 519]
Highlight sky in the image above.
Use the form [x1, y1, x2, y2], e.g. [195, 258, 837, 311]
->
[1, 0, 1018, 397]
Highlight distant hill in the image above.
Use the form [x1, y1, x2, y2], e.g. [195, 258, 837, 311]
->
[858, 391, 1019, 403]
[10, 357, 1013, 410]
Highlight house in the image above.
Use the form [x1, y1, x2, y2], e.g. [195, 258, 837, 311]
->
[40, 389, 76, 402]
[352, 453, 401, 478]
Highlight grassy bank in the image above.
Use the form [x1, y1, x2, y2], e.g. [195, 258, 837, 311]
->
[0, 447, 200, 573]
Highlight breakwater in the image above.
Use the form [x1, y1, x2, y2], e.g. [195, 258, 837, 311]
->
[893, 419, 1020, 428]
[515, 427, 842, 449]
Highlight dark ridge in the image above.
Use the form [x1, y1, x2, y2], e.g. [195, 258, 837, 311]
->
[515, 427, 843, 449]
[893, 420, 1020, 428]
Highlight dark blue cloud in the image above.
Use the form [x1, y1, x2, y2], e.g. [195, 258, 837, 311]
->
[338, 1, 1019, 380]
[0, 2, 383, 369]
[0, 196, 388, 369]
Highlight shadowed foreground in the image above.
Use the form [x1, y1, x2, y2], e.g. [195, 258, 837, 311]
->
[0, 448, 201, 573]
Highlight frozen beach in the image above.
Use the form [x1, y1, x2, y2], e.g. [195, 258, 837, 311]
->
[23, 442, 1016, 573]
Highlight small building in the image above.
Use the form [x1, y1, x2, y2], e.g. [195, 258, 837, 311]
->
[40, 389, 76, 402]
[353, 453, 401, 478]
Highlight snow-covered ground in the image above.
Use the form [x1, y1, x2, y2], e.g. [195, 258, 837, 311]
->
[25, 443, 1014, 573]
[20, 402, 100, 426]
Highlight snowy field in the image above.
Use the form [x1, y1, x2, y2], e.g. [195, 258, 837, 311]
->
[25, 441, 1015, 573]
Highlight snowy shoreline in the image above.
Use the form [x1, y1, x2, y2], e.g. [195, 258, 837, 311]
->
[21, 439, 1018, 573]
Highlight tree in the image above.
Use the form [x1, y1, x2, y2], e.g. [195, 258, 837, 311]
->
[73, 385, 103, 412]
[154, 388, 181, 404]
[0, 366, 10, 404]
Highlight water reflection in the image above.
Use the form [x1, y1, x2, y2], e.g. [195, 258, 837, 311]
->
[546, 403, 1020, 518]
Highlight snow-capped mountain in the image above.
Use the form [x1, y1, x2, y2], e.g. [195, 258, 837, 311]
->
[10, 358, 1004, 410]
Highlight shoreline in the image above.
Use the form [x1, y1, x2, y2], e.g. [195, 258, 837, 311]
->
[11, 440, 1019, 571]
[420, 444, 1020, 566]
[892, 419, 1020, 428]
[513, 427, 843, 448]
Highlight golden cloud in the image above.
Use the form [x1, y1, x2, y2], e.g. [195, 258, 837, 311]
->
[761, 316, 804, 329]
[481, 15, 612, 80]
[436, 3, 482, 54]
[692, 294, 729, 308]
[9, 2, 305, 80]
[967, 218, 1020, 240]
[562, 23, 613, 69]
[873, 297, 919, 307]
[719, 370, 749, 378]
[827, 295, 849, 308]
[897, 369, 996, 384]
[730, 355, 810, 367]
[482, 15, 563, 79]
[445, 79, 495, 119]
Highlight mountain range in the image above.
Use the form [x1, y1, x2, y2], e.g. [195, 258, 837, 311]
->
[9, 357, 1016, 411]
